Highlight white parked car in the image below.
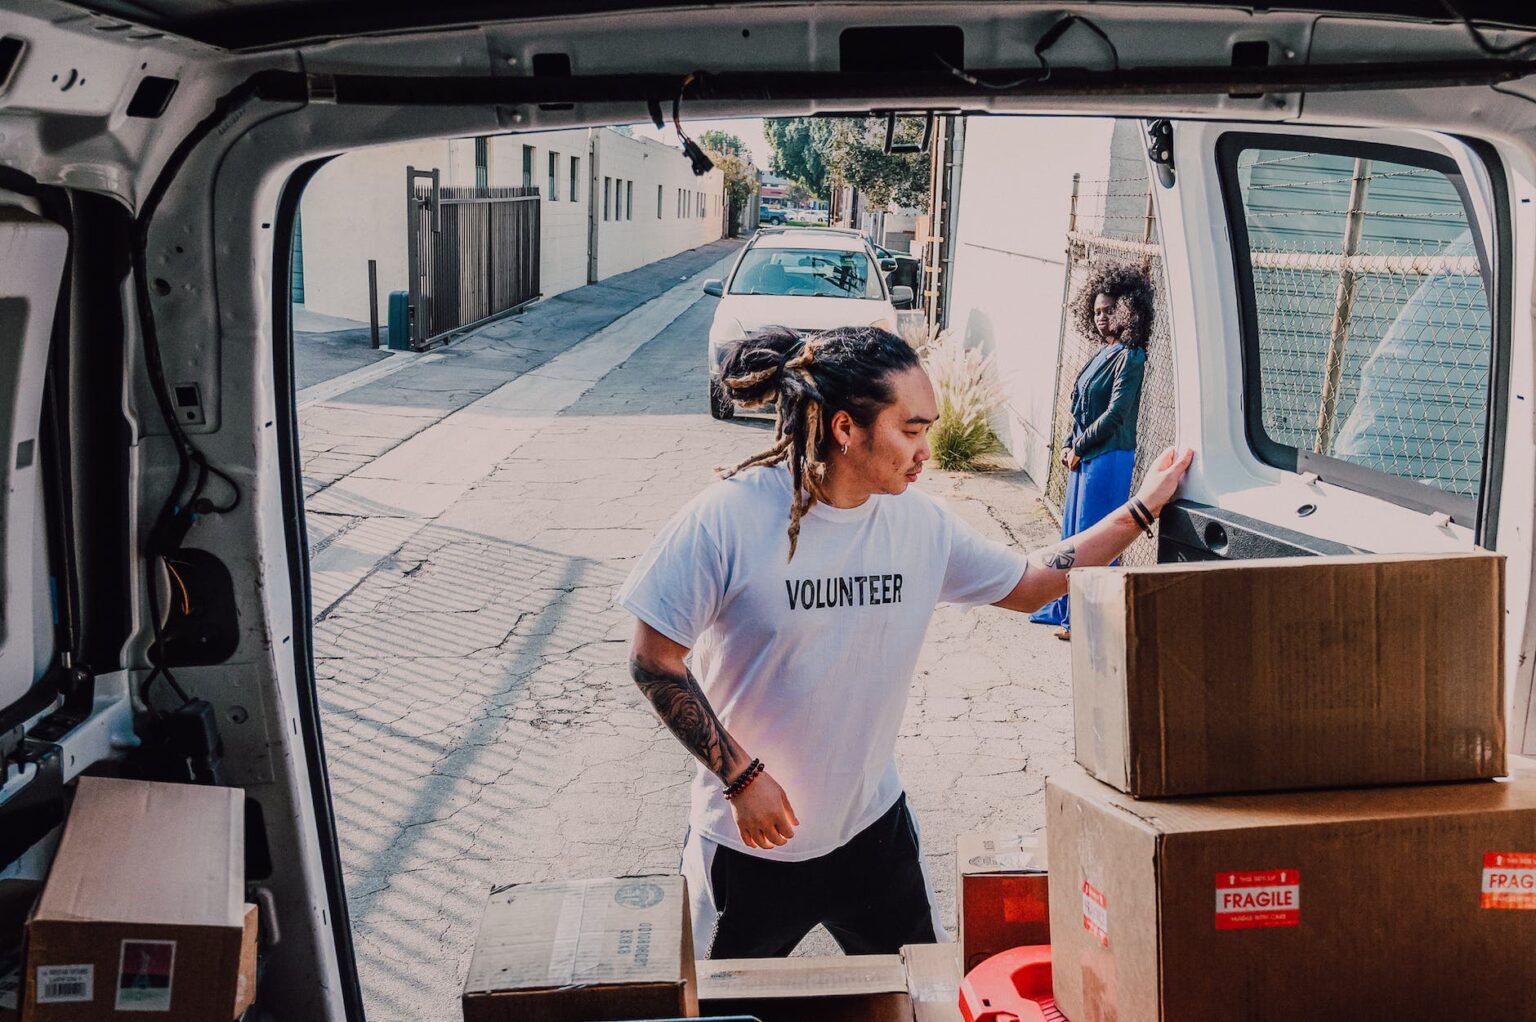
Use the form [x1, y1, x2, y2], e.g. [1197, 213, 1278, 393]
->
[701, 229, 914, 418]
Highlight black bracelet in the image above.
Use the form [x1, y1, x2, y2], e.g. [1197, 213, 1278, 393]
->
[1127, 501, 1153, 538]
[723, 758, 762, 798]
[1133, 497, 1156, 526]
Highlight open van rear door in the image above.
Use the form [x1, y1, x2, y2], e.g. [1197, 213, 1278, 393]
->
[1150, 120, 1535, 752]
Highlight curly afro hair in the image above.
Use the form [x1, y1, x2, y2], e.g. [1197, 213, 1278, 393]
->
[1071, 263, 1156, 350]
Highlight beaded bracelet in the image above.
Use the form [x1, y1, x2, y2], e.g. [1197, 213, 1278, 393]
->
[722, 759, 764, 801]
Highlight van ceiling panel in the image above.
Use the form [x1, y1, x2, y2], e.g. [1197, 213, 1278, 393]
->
[47, 0, 1536, 52]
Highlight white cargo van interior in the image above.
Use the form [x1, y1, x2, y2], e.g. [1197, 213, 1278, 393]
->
[2, 1, 1536, 1017]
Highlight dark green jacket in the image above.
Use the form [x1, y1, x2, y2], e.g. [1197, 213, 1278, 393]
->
[1070, 344, 1147, 461]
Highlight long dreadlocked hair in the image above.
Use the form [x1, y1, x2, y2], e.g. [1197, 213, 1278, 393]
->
[716, 325, 921, 562]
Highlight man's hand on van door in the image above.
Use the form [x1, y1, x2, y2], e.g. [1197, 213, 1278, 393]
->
[731, 770, 799, 849]
[1134, 446, 1195, 516]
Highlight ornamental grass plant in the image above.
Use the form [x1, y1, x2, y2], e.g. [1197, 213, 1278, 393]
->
[915, 327, 1008, 471]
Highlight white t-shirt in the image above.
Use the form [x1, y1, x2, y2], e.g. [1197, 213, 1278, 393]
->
[618, 464, 1026, 861]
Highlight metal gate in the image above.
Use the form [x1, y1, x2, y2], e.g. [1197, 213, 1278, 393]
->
[406, 167, 541, 349]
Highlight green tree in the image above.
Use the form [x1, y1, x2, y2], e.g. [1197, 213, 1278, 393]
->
[698, 130, 751, 161]
[764, 118, 833, 198]
[825, 117, 931, 211]
[698, 131, 758, 214]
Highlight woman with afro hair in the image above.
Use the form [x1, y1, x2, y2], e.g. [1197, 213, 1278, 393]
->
[1031, 263, 1155, 640]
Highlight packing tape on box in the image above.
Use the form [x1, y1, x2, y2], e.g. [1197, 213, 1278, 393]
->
[545, 880, 609, 987]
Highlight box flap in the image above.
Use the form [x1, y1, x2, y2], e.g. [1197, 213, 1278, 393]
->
[464, 877, 685, 996]
[1069, 570, 1133, 790]
[957, 833, 1046, 875]
[697, 955, 905, 1000]
[34, 778, 243, 928]
[902, 943, 962, 1022]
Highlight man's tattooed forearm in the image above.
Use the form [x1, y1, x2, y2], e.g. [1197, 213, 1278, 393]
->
[1034, 542, 1077, 571]
[629, 656, 746, 781]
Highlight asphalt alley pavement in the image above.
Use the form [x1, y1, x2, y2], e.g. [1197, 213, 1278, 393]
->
[295, 239, 1073, 1019]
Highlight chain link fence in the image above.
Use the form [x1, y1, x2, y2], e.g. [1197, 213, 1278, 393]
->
[1044, 174, 1176, 566]
[1234, 149, 1491, 500]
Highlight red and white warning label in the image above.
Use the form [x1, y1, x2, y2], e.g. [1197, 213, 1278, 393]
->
[1215, 869, 1300, 930]
[1081, 881, 1109, 947]
[1481, 852, 1536, 909]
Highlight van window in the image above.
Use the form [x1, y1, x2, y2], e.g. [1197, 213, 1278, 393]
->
[1219, 136, 1494, 523]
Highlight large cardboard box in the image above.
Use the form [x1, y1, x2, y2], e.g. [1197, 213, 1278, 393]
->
[956, 833, 1049, 973]
[1047, 765, 1536, 1021]
[902, 943, 963, 1022]
[23, 777, 256, 1022]
[1071, 552, 1506, 797]
[698, 955, 910, 1022]
[462, 876, 695, 1022]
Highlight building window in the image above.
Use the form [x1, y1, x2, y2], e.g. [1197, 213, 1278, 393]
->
[522, 145, 533, 188]
[626, 180, 634, 220]
[657, 184, 663, 218]
[474, 137, 489, 190]
[603, 176, 611, 220]
[570, 156, 580, 202]
[548, 151, 559, 201]
[1221, 136, 1494, 524]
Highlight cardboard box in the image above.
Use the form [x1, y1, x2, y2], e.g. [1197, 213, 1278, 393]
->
[698, 955, 910, 1022]
[956, 833, 1049, 973]
[1046, 765, 1536, 1021]
[23, 777, 255, 1022]
[462, 876, 695, 1022]
[1071, 552, 1506, 797]
[902, 943, 963, 1022]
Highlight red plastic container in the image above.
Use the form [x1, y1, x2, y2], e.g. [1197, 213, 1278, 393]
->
[958, 944, 1067, 1022]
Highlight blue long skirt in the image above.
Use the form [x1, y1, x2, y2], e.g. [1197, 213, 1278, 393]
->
[1029, 447, 1136, 629]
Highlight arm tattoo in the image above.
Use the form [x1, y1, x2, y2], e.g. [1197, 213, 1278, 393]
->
[1033, 542, 1077, 571]
[629, 655, 747, 783]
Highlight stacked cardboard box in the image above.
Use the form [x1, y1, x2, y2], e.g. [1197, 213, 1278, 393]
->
[955, 832, 1048, 973]
[1049, 552, 1527, 1021]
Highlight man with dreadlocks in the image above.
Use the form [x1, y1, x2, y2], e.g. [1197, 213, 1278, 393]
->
[619, 325, 1193, 959]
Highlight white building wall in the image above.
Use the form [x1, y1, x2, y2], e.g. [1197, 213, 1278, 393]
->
[300, 128, 722, 323]
[943, 117, 1115, 486]
[591, 131, 724, 280]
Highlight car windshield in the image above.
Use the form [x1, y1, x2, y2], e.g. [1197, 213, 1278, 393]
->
[728, 247, 884, 300]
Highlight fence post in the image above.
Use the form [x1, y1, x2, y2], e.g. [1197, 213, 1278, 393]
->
[1142, 189, 1157, 245]
[1046, 173, 1085, 512]
[1068, 172, 1081, 234]
[1314, 157, 1371, 456]
[367, 259, 380, 349]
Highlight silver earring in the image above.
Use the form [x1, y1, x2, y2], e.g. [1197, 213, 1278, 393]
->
[840, 443, 848, 455]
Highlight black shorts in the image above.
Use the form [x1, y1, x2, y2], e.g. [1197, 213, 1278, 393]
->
[698, 793, 939, 958]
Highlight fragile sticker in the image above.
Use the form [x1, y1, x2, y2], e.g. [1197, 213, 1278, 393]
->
[1215, 869, 1300, 930]
[117, 940, 175, 1011]
[1081, 880, 1109, 947]
[35, 964, 93, 1004]
[1481, 852, 1536, 909]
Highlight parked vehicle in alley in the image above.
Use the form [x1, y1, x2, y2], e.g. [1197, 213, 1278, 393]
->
[701, 228, 914, 418]
[759, 205, 788, 225]
[873, 242, 922, 308]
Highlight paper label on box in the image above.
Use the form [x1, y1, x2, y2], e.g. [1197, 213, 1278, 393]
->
[1481, 852, 1536, 909]
[35, 965, 93, 1004]
[1081, 881, 1108, 947]
[1215, 869, 1301, 930]
[116, 940, 175, 1011]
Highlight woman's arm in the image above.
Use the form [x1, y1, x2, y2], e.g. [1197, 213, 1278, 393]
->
[993, 446, 1193, 613]
[1073, 350, 1147, 457]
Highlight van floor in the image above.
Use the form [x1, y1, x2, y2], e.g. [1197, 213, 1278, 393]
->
[297, 255, 1068, 1018]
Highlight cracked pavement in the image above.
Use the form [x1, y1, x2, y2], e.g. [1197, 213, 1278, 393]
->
[297, 241, 1072, 1020]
